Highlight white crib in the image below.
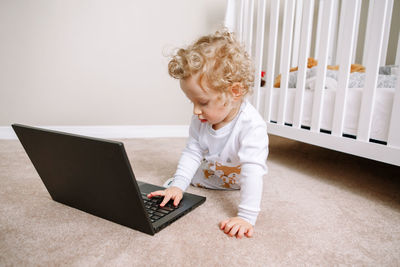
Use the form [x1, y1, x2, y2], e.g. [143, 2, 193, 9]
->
[226, 0, 400, 166]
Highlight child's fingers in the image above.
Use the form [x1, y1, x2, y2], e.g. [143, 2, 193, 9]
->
[223, 221, 235, 234]
[245, 227, 254, 238]
[147, 190, 165, 198]
[160, 194, 172, 207]
[219, 219, 229, 230]
[173, 194, 182, 207]
[236, 226, 246, 239]
[228, 224, 240, 237]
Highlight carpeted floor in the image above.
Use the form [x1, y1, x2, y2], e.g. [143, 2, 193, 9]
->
[1, 135, 400, 266]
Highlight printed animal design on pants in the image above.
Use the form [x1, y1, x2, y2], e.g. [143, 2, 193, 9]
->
[215, 162, 241, 189]
[204, 162, 214, 179]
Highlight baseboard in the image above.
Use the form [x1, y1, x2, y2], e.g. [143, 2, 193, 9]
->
[0, 125, 189, 140]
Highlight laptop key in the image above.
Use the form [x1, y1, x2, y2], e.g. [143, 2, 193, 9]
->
[157, 209, 170, 214]
[160, 206, 174, 212]
[154, 211, 166, 217]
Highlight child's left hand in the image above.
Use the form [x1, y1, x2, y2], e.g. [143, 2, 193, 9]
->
[219, 217, 254, 239]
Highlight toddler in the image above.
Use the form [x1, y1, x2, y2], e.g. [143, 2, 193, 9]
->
[148, 29, 268, 239]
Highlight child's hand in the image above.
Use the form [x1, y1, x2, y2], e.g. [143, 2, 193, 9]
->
[219, 217, 254, 239]
[147, 186, 183, 207]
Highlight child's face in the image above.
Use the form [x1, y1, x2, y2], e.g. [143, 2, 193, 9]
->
[180, 74, 242, 130]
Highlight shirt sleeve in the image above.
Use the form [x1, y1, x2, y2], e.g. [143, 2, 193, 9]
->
[170, 116, 204, 191]
[236, 121, 268, 225]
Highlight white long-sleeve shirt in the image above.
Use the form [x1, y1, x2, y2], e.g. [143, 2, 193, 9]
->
[170, 100, 269, 225]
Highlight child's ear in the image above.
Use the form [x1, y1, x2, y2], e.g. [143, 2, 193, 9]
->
[229, 82, 244, 100]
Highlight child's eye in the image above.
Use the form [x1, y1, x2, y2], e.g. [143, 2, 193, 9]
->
[200, 101, 209, 106]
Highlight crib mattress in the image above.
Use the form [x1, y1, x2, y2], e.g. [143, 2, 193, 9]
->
[267, 87, 395, 142]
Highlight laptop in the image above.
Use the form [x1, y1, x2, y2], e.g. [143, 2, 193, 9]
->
[12, 124, 206, 235]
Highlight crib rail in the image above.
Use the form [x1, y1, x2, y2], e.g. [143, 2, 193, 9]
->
[228, 0, 400, 166]
[311, 0, 334, 132]
[264, 0, 280, 122]
[277, 0, 295, 125]
[332, 0, 359, 136]
[293, 0, 314, 128]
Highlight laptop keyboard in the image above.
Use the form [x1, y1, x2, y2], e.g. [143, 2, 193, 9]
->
[141, 193, 178, 223]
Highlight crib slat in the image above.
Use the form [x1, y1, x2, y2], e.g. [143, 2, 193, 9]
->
[277, 0, 296, 125]
[313, 0, 323, 58]
[311, 0, 335, 132]
[253, 0, 266, 111]
[293, 0, 314, 128]
[264, 0, 280, 122]
[362, 0, 374, 65]
[242, 0, 249, 49]
[328, 0, 339, 65]
[224, 0, 236, 32]
[380, 0, 394, 66]
[243, 0, 254, 56]
[237, 0, 245, 42]
[358, 0, 388, 142]
[331, 0, 359, 136]
[387, 69, 400, 147]
[351, 0, 362, 64]
[397, 33, 400, 66]
[291, 0, 303, 68]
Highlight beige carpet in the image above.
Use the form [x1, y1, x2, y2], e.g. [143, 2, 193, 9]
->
[1, 135, 399, 266]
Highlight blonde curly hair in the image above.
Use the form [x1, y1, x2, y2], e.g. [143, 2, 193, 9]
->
[168, 29, 254, 96]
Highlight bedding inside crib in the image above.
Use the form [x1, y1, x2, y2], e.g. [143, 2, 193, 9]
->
[266, 86, 394, 143]
[274, 65, 398, 90]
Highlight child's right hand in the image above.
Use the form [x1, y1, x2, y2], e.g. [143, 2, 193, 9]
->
[147, 186, 183, 207]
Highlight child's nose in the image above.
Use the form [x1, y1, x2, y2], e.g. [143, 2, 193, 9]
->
[193, 105, 202, 115]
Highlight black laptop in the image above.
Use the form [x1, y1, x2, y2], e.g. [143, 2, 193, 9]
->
[12, 124, 206, 235]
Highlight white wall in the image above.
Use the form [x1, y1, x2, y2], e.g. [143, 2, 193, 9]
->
[0, 0, 226, 127]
